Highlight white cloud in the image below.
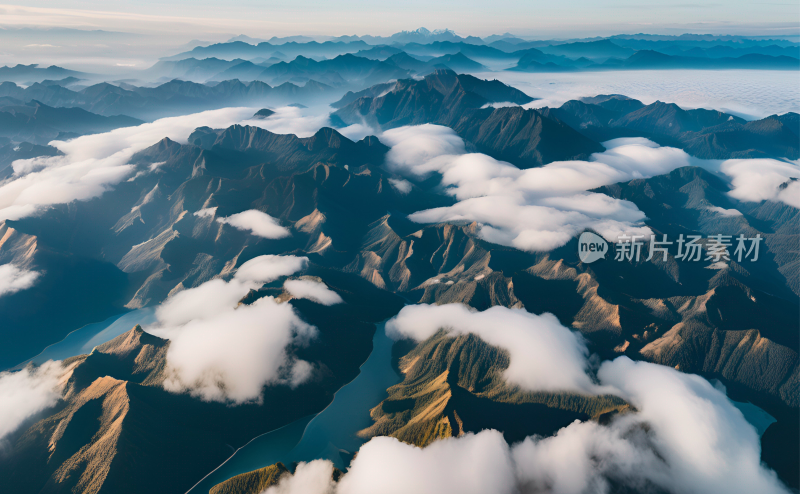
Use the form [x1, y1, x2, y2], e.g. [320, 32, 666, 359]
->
[387, 178, 412, 194]
[217, 210, 290, 239]
[242, 106, 333, 138]
[284, 279, 343, 306]
[706, 205, 743, 217]
[480, 101, 521, 109]
[365, 306, 788, 494]
[383, 126, 800, 251]
[0, 361, 64, 442]
[720, 159, 800, 208]
[592, 357, 788, 494]
[235, 255, 309, 284]
[267, 356, 789, 494]
[382, 127, 699, 251]
[193, 207, 218, 218]
[508, 359, 788, 493]
[147, 254, 314, 403]
[476, 70, 798, 120]
[241, 104, 378, 142]
[385, 304, 596, 393]
[337, 431, 517, 494]
[264, 460, 336, 494]
[337, 123, 377, 142]
[0, 264, 40, 298]
[0, 107, 255, 222]
[379, 124, 466, 178]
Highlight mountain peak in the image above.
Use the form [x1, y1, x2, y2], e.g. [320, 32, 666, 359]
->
[94, 324, 166, 359]
[253, 108, 275, 119]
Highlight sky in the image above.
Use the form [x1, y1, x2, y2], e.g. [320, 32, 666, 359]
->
[0, 1, 797, 73]
[1, 1, 798, 39]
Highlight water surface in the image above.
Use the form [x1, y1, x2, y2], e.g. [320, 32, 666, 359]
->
[10, 308, 156, 370]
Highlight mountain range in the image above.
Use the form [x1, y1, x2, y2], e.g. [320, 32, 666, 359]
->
[0, 106, 796, 490]
[154, 37, 798, 79]
[0, 78, 336, 121]
[0, 35, 798, 494]
[0, 100, 142, 145]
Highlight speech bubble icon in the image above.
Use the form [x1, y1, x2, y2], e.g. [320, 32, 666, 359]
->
[578, 232, 608, 263]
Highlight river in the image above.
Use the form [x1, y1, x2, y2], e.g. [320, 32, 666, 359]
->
[9, 308, 156, 371]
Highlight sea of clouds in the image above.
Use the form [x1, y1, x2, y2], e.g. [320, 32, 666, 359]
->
[0, 91, 796, 491]
[259, 303, 790, 494]
[381, 125, 800, 251]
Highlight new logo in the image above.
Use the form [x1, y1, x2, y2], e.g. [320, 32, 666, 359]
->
[578, 232, 608, 263]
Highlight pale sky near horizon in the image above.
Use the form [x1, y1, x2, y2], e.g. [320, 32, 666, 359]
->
[1, 1, 798, 39]
[1, 0, 796, 72]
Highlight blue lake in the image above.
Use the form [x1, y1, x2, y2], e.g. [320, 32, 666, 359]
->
[710, 379, 776, 437]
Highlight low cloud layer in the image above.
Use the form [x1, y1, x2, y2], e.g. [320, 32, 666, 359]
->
[337, 431, 516, 494]
[0, 361, 64, 442]
[594, 357, 787, 494]
[0, 107, 256, 222]
[217, 210, 291, 239]
[386, 304, 595, 393]
[284, 279, 343, 306]
[382, 127, 693, 251]
[241, 105, 374, 142]
[477, 70, 799, 120]
[243, 106, 333, 138]
[147, 255, 314, 403]
[382, 126, 799, 251]
[0, 264, 40, 298]
[721, 158, 800, 208]
[264, 355, 788, 494]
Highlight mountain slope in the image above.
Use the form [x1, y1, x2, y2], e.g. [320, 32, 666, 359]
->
[332, 69, 601, 168]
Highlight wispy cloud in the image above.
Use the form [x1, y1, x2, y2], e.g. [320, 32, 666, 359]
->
[0, 107, 254, 222]
[0, 264, 40, 298]
[0, 361, 64, 443]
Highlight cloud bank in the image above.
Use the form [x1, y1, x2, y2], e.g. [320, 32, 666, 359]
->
[243, 106, 333, 138]
[382, 126, 800, 251]
[284, 279, 343, 306]
[337, 431, 516, 494]
[217, 209, 291, 239]
[264, 356, 788, 494]
[0, 264, 40, 298]
[0, 107, 255, 222]
[241, 105, 374, 142]
[720, 158, 800, 209]
[386, 304, 595, 393]
[382, 127, 694, 251]
[0, 361, 64, 442]
[147, 255, 314, 403]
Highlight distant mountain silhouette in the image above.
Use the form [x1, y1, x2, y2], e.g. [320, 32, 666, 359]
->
[0, 100, 142, 144]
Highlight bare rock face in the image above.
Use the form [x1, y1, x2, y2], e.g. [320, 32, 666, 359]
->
[360, 331, 625, 447]
[333, 69, 601, 168]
